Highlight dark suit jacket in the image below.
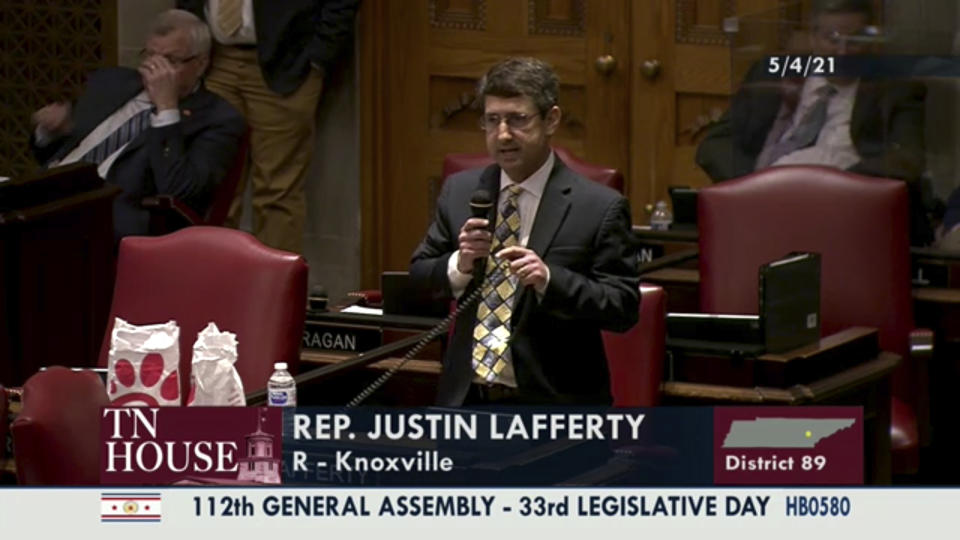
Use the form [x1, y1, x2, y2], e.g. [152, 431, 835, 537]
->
[410, 159, 640, 406]
[31, 67, 245, 240]
[696, 65, 927, 183]
[179, 0, 359, 96]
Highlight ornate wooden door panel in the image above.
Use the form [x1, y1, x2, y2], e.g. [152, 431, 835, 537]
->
[360, 0, 630, 282]
[630, 0, 777, 220]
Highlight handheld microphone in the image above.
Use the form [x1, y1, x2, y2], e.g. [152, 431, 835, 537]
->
[469, 189, 494, 284]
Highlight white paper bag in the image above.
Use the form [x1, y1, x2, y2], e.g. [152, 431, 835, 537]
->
[187, 322, 245, 406]
[107, 318, 181, 406]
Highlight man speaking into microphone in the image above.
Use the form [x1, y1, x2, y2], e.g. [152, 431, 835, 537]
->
[410, 57, 639, 406]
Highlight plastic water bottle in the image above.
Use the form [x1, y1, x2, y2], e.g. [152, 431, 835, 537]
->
[267, 362, 296, 407]
[650, 200, 673, 231]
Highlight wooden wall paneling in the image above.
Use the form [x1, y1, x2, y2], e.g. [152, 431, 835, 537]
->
[630, 0, 779, 222]
[583, 0, 630, 186]
[675, 93, 729, 146]
[360, 0, 633, 279]
[358, 0, 388, 288]
[630, 0, 673, 220]
[384, 0, 432, 276]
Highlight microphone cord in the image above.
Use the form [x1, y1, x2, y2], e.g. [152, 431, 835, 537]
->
[345, 258, 510, 408]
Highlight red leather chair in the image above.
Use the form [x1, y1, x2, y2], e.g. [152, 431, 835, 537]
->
[97, 226, 308, 404]
[698, 165, 926, 474]
[11, 367, 108, 485]
[603, 284, 667, 406]
[143, 129, 251, 233]
[442, 146, 624, 194]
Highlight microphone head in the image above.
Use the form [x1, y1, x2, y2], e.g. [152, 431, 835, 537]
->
[469, 189, 494, 218]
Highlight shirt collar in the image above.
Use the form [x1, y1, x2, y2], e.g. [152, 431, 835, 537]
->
[499, 150, 554, 199]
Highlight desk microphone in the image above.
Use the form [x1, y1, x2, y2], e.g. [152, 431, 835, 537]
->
[469, 189, 494, 285]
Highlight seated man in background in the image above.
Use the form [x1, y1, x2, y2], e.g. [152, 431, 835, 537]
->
[30, 9, 245, 240]
[696, 0, 930, 243]
[410, 57, 639, 407]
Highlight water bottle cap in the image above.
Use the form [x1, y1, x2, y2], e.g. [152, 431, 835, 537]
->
[274, 362, 287, 370]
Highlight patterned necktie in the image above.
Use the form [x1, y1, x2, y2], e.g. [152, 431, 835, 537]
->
[471, 184, 524, 384]
[217, 0, 244, 37]
[80, 107, 152, 165]
[755, 84, 838, 169]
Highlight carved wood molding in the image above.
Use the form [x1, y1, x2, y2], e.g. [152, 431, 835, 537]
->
[528, 0, 585, 37]
[678, 107, 724, 144]
[562, 114, 584, 132]
[432, 91, 477, 128]
[428, 0, 486, 31]
[675, 0, 736, 46]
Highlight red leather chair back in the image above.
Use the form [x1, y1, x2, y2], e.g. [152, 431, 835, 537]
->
[442, 152, 494, 181]
[698, 166, 913, 358]
[603, 284, 667, 406]
[205, 129, 250, 225]
[11, 367, 108, 484]
[698, 166, 918, 471]
[98, 227, 308, 404]
[442, 146, 624, 194]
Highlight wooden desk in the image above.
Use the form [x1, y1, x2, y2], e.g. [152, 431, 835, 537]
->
[911, 287, 960, 482]
[633, 226, 698, 268]
[641, 267, 700, 312]
[663, 328, 896, 484]
[299, 347, 442, 407]
[1, 165, 120, 386]
[303, 310, 445, 360]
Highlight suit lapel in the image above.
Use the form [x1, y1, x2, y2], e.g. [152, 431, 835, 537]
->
[512, 158, 573, 319]
[526, 158, 573, 256]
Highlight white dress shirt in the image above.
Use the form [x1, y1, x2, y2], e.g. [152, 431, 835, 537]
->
[772, 76, 861, 170]
[205, 0, 257, 45]
[38, 91, 180, 179]
[447, 151, 555, 298]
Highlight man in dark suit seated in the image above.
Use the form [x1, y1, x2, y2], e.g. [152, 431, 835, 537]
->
[30, 9, 245, 240]
[695, 0, 930, 242]
[410, 57, 640, 407]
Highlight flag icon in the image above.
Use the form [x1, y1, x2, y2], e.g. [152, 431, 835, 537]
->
[101, 493, 162, 522]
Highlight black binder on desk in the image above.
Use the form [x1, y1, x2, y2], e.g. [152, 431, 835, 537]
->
[760, 252, 821, 353]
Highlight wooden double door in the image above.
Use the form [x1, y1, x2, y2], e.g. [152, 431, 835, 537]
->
[359, 0, 777, 286]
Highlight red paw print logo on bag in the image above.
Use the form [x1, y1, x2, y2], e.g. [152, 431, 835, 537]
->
[110, 352, 181, 406]
[107, 318, 181, 407]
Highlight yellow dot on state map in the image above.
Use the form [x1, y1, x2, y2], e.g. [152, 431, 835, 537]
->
[805, 430, 812, 438]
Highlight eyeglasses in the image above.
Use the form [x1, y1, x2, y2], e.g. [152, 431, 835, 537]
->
[479, 112, 539, 132]
[139, 48, 198, 66]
